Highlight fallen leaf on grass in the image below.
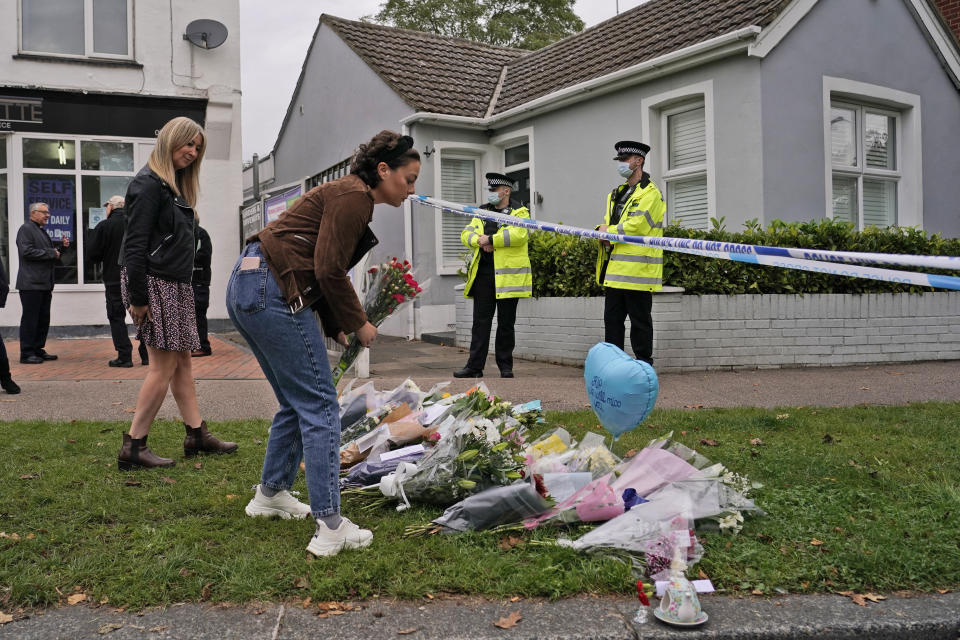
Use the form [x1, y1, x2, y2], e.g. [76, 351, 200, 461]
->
[178, 569, 192, 577]
[225, 494, 238, 500]
[698, 568, 710, 580]
[822, 434, 834, 444]
[493, 610, 522, 629]
[124, 479, 142, 487]
[0, 532, 19, 541]
[749, 438, 764, 446]
[809, 538, 825, 546]
[937, 589, 950, 594]
[67, 593, 88, 605]
[699, 438, 720, 447]
[18, 474, 38, 480]
[302, 597, 312, 608]
[0, 612, 12, 625]
[397, 628, 418, 635]
[509, 596, 521, 602]
[751, 589, 763, 595]
[293, 576, 309, 589]
[424, 593, 434, 600]
[201, 584, 212, 601]
[97, 623, 123, 634]
[499, 536, 524, 551]
[194, 463, 202, 469]
[776, 414, 789, 420]
[838, 591, 886, 606]
[160, 477, 175, 484]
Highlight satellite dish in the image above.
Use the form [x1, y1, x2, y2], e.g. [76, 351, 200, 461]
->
[183, 19, 228, 49]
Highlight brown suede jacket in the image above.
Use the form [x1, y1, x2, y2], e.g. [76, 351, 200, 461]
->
[253, 174, 378, 337]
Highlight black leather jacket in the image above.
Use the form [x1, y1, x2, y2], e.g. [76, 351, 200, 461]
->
[121, 167, 196, 306]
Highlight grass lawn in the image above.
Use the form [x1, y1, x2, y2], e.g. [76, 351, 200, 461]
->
[1, 403, 958, 608]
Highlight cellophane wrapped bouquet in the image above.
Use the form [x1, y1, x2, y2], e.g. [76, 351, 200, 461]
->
[331, 258, 422, 385]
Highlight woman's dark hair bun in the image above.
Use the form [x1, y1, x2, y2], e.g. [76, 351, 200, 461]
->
[350, 130, 420, 188]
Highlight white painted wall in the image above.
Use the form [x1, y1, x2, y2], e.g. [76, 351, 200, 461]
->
[0, 0, 242, 328]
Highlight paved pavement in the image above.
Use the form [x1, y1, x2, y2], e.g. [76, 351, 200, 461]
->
[2, 333, 958, 421]
[1, 332, 958, 639]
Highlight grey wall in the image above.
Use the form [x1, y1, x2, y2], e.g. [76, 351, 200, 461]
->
[494, 55, 765, 233]
[761, 0, 960, 236]
[271, 24, 416, 267]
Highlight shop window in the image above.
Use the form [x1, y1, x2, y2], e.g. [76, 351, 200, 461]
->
[24, 173, 77, 284]
[20, 137, 136, 286]
[80, 141, 134, 172]
[23, 138, 75, 170]
[829, 102, 899, 228]
[662, 103, 708, 230]
[21, 0, 131, 58]
[438, 154, 477, 273]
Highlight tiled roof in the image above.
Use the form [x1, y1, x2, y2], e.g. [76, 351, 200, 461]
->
[322, 15, 525, 117]
[322, 0, 790, 118]
[493, 0, 789, 114]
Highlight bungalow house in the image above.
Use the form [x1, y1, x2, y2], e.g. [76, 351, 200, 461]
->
[249, 0, 960, 339]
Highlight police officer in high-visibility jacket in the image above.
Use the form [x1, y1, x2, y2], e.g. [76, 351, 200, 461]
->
[596, 141, 666, 365]
[454, 173, 532, 379]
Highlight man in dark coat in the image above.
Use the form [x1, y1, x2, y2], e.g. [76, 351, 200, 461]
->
[16, 202, 63, 364]
[88, 195, 148, 367]
[0, 255, 20, 393]
[191, 224, 212, 357]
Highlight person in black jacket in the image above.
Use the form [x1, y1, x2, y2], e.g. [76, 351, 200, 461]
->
[190, 224, 212, 357]
[0, 255, 20, 394]
[88, 195, 148, 367]
[16, 202, 66, 364]
[116, 116, 236, 470]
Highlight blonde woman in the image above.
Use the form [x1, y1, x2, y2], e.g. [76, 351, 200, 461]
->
[118, 116, 237, 470]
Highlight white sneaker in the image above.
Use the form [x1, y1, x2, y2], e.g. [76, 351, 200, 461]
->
[306, 517, 373, 557]
[244, 484, 312, 520]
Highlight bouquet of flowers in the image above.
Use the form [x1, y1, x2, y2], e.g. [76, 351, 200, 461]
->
[331, 258, 422, 385]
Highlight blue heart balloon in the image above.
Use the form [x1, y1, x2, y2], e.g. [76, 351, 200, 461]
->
[584, 342, 659, 440]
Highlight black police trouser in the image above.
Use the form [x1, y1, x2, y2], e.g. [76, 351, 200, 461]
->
[466, 274, 519, 373]
[0, 335, 10, 378]
[104, 284, 133, 360]
[193, 283, 210, 352]
[603, 287, 654, 364]
[19, 290, 52, 359]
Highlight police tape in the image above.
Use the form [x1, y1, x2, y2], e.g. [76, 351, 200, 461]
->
[410, 194, 960, 292]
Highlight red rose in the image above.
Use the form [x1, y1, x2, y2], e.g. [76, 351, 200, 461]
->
[392, 294, 405, 303]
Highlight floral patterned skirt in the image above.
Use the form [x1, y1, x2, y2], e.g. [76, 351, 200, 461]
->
[121, 268, 200, 352]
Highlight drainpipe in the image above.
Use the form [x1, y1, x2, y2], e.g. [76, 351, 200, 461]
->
[402, 123, 416, 340]
[251, 153, 260, 201]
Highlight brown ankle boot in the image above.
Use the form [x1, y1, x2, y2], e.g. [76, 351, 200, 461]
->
[118, 433, 175, 470]
[184, 421, 238, 457]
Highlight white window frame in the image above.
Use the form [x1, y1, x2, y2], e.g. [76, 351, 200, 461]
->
[433, 142, 488, 275]
[660, 101, 708, 229]
[829, 100, 901, 229]
[18, 0, 134, 61]
[822, 77, 922, 230]
[7, 132, 152, 291]
[490, 127, 536, 216]
[640, 80, 716, 229]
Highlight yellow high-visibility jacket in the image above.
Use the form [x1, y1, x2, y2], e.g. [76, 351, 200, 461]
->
[595, 174, 666, 291]
[461, 205, 532, 299]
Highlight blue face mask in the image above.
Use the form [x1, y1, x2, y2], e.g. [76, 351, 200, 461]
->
[487, 191, 503, 205]
[616, 161, 634, 179]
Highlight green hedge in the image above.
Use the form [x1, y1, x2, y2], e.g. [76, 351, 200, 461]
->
[525, 218, 960, 297]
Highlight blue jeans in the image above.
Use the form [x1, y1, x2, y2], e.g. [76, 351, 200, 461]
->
[225, 242, 340, 518]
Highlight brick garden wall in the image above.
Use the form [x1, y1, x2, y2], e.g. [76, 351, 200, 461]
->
[455, 290, 960, 372]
